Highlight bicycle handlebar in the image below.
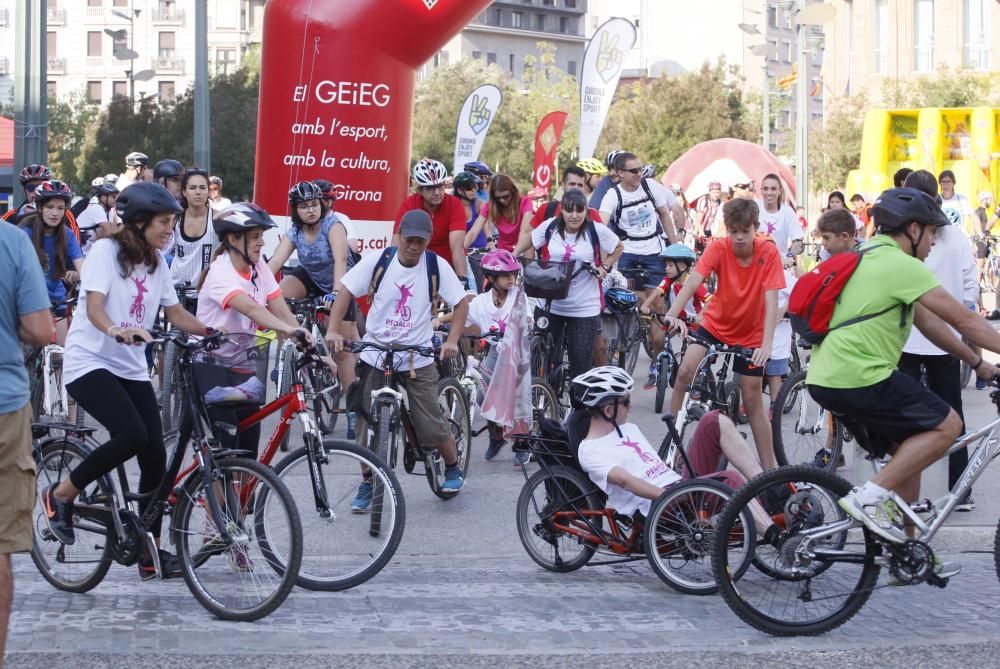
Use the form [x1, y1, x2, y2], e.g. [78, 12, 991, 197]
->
[346, 340, 439, 358]
[686, 337, 754, 359]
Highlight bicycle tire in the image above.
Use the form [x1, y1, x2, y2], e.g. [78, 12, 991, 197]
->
[711, 466, 881, 637]
[993, 517, 1000, 585]
[771, 370, 843, 471]
[307, 360, 341, 435]
[530, 377, 562, 425]
[516, 465, 602, 572]
[173, 456, 303, 622]
[433, 377, 471, 499]
[272, 439, 405, 591]
[619, 336, 641, 376]
[369, 401, 396, 538]
[276, 341, 295, 451]
[645, 478, 755, 595]
[30, 436, 113, 593]
[990, 262, 999, 294]
[160, 340, 182, 433]
[654, 355, 670, 414]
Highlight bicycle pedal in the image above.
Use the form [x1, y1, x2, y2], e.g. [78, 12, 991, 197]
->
[928, 574, 949, 589]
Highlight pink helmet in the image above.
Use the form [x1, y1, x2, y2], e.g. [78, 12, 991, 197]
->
[480, 249, 521, 275]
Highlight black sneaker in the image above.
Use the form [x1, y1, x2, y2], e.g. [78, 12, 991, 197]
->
[41, 485, 76, 545]
[138, 549, 184, 581]
[811, 448, 832, 468]
[485, 437, 505, 461]
[760, 484, 793, 516]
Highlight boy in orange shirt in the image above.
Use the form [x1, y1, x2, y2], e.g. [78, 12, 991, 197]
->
[664, 198, 785, 468]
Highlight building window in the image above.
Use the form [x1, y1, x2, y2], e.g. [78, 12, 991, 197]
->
[559, 16, 568, 33]
[47, 81, 56, 98]
[112, 80, 128, 99]
[913, 0, 934, 72]
[112, 33, 128, 56]
[159, 81, 175, 102]
[509, 53, 515, 73]
[46, 32, 57, 57]
[565, 0, 577, 7]
[486, 52, 497, 66]
[767, 5, 778, 28]
[874, 0, 889, 74]
[493, 8, 502, 26]
[87, 31, 102, 57]
[87, 81, 102, 103]
[512, 11, 522, 28]
[536, 14, 545, 30]
[88, 0, 101, 6]
[216, 48, 237, 74]
[964, 0, 988, 70]
[432, 50, 449, 67]
[543, 0, 553, 5]
[472, 50, 481, 59]
[114, 0, 128, 5]
[567, 60, 577, 76]
[781, 41, 792, 63]
[158, 32, 176, 59]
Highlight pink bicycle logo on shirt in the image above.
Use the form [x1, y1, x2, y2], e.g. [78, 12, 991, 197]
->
[394, 282, 414, 321]
[129, 276, 148, 322]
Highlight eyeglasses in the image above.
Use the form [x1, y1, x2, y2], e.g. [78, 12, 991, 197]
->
[420, 184, 446, 192]
[297, 201, 322, 211]
[620, 167, 643, 174]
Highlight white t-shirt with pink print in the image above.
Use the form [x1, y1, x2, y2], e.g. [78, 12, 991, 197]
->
[64, 238, 179, 384]
[197, 253, 282, 336]
[531, 220, 620, 318]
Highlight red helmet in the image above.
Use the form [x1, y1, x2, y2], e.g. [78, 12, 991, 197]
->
[19, 164, 52, 185]
[33, 180, 74, 204]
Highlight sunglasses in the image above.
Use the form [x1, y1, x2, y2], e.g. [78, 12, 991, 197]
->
[420, 184, 446, 192]
[562, 206, 587, 215]
[184, 168, 209, 178]
[620, 167, 643, 174]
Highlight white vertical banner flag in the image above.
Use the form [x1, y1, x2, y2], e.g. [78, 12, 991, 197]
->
[453, 84, 503, 173]
[579, 18, 637, 159]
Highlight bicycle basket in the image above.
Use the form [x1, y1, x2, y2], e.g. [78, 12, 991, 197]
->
[191, 333, 271, 407]
[522, 259, 573, 300]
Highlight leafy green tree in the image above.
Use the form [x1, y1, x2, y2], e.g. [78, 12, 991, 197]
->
[808, 92, 869, 194]
[46, 92, 101, 193]
[881, 66, 1000, 108]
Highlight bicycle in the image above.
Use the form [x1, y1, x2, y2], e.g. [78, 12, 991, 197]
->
[25, 299, 77, 423]
[619, 267, 659, 360]
[31, 330, 303, 621]
[278, 296, 342, 437]
[649, 316, 690, 415]
[600, 287, 646, 376]
[769, 368, 845, 471]
[173, 330, 405, 591]
[347, 340, 471, 504]
[710, 380, 1000, 636]
[983, 235, 1000, 294]
[160, 282, 201, 434]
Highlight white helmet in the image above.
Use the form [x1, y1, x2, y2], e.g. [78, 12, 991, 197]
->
[979, 191, 994, 204]
[571, 366, 634, 407]
[412, 159, 448, 187]
[91, 176, 106, 187]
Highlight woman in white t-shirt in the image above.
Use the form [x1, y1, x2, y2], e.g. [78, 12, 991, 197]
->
[197, 202, 314, 457]
[169, 167, 218, 288]
[529, 189, 623, 381]
[41, 182, 211, 580]
[756, 174, 803, 266]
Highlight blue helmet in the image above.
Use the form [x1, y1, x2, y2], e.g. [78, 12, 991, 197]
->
[604, 287, 639, 314]
[660, 243, 697, 265]
[463, 161, 492, 178]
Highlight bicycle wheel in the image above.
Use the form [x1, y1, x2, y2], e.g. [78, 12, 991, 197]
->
[529, 335, 547, 380]
[990, 260, 1000, 294]
[160, 340, 183, 433]
[433, 377, 471, 498]
[712, 466, 880, 637]
[771, 370, 843, 470]
[959, 337, 973, 388]
[530, 377, 562, 425]
[618, 336, 641, 376]
[306, 357, 341, 435]
[516, 465, 602, 572]
[273, 439, 405, 591]
[276, 341, 295, 451]
[645, 478, 754, 595]
[30, 436, 113, 593]
[367, 400, 397, 537]
[172, 457, 302, 622]
[654, 355, 671, 414]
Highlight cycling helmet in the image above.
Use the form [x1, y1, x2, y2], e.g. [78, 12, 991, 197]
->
[463, 161, 492, 178]
[91, 176, 106, 187]
[288, 181, 324, 206]
[639, 164, 657, 179]
[480, 249, 521, 276]
[604, 287, 639, 314]
[125, 151, 149, 168]
[213, 202, 277, 237]
[209, 175, 223, 187]
[412, 159, 449, 187]
[660, 243, 697, 264]
[33, 180, 73, 204]
[115, 181, 183, 223]
[19, 164, 52, 185]
[604, 151, 624, 169]
[577, 157, 605, 175]
[873, 187, 949, 232]
[571, 366, 634, 408]
[313, 179, 336, 199]
[979, 191, 994, 204]
[104, 173, 119, 184]
[95, 182, 120, 197]
[452, 171, 482, 191]
[153, 159, 184, 179]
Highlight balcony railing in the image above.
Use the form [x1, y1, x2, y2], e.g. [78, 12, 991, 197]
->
[152, 7, 185, 24]
[47, 7, 66, 24]
[85, 57, 105, 68]
[964, 42, 988, 71]
[152, 56, 185, 72]
[48, 58, 67, 73]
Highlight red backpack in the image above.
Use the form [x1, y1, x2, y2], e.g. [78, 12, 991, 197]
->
[788, 244, 901, 344]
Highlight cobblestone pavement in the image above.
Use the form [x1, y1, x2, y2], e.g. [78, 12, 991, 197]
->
[8, 342, 1000, 667]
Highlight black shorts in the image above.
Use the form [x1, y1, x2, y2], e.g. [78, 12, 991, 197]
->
[689, 326, 763, 377]
[287, 265, 356, 322]
[808, 371, 952, 459]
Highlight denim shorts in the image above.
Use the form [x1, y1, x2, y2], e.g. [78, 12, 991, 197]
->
[765, 358, 790, 377]
[618, 253, 666, 289]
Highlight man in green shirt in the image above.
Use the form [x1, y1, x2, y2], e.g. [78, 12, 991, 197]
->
[806, 189, 1000, 555]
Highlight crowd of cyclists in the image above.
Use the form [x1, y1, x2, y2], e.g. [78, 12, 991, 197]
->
[3, 142, 1000, 635]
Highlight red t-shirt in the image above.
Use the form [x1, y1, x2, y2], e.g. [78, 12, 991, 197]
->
[394, 193, 466, 264]
[658, 277, 708, 321]
[529, 201, 603, 229]
[694, 236, 785, 348]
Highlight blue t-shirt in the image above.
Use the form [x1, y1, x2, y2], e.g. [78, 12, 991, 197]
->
[588, 175, 616, 210]
[0, 222, 52, 413]
[465, 197, 487, 249]
[287, 216, 338, 294]
[21, 225, 83, 302]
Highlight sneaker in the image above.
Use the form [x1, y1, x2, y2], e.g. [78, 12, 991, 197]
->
[351, 480, 374, 513]
[228, 547, 253, 573]
[41, 485, 76, 545]
[976, 377, 987, 390]
[514, 451, 532, 469]
[760, 484, 793, 516]
[138, 549, 184, 581]
[644, 361, 657, 390]
[346, 411, 357, 440]
[888, 556, 961, 586]
[811, 448, 833, 468]
[270, 367, 279, 386]
[838, 488, 908, 544]
[485, 437, 505, 461]
[954, 494, 975, 512]
[442, 466, 465, 492]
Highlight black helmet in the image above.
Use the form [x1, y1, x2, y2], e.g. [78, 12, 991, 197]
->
[153, 159, 184, 179]
[452, 171, 482, 191]
[95, 182, 120, 197]
[873, 188, 949, 232]
[288, 181, 324, 206]
[115, 182, 183, 223]
[313, 179, 336, 199]
[213, 202, 277, 237]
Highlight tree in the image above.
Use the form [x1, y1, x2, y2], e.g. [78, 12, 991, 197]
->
[46, 92, 101, 194]
[881, 66, 1000, 108]
[809, 92, 869, 194]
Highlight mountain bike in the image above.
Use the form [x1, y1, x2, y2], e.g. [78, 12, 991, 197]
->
[160, 282, 200, 434]
[31, 330, 303, 621]
[279, 296, 341, 436]
[600, 288, 646, 376]
[711, 381, 1000, 637]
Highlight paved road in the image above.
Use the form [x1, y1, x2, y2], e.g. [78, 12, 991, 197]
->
[8, 340, 1000, 667]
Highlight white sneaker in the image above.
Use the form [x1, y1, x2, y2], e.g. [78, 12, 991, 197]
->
[838, 487, 908, 544]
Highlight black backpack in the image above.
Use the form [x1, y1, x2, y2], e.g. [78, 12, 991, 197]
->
[366, 247, 441, 306]
[607, 178, 663, 241]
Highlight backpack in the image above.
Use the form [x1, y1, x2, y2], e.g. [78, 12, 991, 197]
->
[607, 178, 662, 241]
[367, 247, 440, 307]
[787, 244, 906, 345]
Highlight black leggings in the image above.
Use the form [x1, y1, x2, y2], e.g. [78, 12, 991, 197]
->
[66, 370, 166, 536]
[537, 310, 600, 381]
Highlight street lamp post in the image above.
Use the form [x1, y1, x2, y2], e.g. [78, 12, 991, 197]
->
[791, 1, 835, 210]
[110, 7, 141, 105]
[748, 43, 777, 152]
